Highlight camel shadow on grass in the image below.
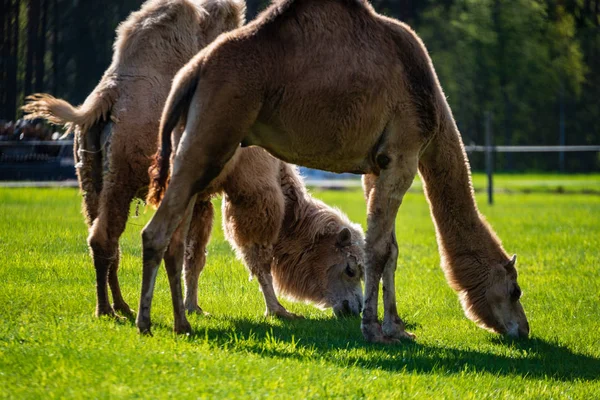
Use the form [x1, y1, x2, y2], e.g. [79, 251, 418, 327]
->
[180, 316, 599, 382]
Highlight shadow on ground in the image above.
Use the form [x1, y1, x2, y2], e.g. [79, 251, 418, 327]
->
[169, 316, 600, 382]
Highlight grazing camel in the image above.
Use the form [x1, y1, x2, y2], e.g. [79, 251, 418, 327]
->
[23, 0, 246, 318]
[143, 0, 530, 342]
[173, 147, 365, 321]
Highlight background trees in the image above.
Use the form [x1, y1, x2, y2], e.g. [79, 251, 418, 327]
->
[1, 0, 598, 171]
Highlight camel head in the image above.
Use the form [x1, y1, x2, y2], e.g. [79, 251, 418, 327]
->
[325, 228, 365, 318]
[272, 226, 365, 318]
[460, 255, 529, 338]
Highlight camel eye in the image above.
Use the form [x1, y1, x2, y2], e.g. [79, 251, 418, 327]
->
[345, 264, 356, 278]
[510, 285, 522, 301]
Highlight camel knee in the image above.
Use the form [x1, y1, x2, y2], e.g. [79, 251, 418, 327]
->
[88, 224, 118, 262]
[367, 234, 398, 272]
[242, 244, 274, 276]
[141, 225, 169, 266]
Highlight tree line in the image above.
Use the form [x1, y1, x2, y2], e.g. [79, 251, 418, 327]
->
[1, 0, 598, 171]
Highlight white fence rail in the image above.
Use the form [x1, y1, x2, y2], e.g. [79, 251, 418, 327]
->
[464, 144, 600, 204]
[465, 145, 600, 153]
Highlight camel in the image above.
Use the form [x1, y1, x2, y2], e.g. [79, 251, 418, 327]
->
[143, 0, 530, 342]
[23, 0, 365, 327]
[22, 0, 246, 318]
[178, 147, 365, 321]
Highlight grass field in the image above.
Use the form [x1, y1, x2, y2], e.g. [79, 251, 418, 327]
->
[0, 182, 599, 398]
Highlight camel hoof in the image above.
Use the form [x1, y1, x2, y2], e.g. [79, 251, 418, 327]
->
[361, 320, 410, 344]
[113, 302, 135, 317]
[185, 304, 210, 316]
[386, 330, 416, 341]
[266, 309, 303, 320]
[382, 320, 416, 341]
[174, 320, 192, 335]
[136, 316, 152, 335]
[139, 328, 153, 336]
[361, 320, 386, 343]
[95, 305, 117, 318]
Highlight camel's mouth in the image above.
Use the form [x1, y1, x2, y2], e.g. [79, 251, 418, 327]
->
[504, 320, 530, 338]
[332, 295, 363, 318]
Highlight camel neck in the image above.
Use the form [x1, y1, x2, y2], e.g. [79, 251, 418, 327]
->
[418, 102, 506, 271]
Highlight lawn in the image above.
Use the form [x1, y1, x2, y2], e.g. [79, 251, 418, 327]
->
[0, 184, 599, 398]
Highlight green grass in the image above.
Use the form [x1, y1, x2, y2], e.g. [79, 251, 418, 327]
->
[0, 183, 599, 398]
[418, 172, 600, 194]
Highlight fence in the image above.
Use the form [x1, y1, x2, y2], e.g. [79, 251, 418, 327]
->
[464, 144, 600, 204]
[0, 140, 75, 181]
[1, 140, 599, 204]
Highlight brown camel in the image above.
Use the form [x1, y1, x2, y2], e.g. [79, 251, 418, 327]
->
[179, 147, 365, 321]
[22, 0, 245, 318]
[143, 0, 529, 342]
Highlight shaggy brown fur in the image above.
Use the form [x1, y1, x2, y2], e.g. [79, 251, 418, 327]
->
[22, 0, 245, 318]
[181, 148, 365, 320]
[142, 0, 529, 341]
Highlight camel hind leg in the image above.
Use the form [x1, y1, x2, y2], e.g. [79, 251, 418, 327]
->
[361, 117, 422, 343]
[88, 176, 137, 317]
[74, 127, 103, 226]
[75, 123, 135, 317]
[183, 198, 214, 315]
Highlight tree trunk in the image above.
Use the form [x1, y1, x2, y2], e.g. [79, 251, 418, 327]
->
[1, 0, 6, 118]
[5, 0, 20, 120]
[25, 0, 40, 97]
[35, 0, 48, 92]
[52, 0, 59, 94]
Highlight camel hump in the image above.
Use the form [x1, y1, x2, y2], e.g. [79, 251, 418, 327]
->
[382, 19, 442, 135]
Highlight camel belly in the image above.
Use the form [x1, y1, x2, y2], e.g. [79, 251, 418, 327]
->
[247, 89, 390, 174]
[247, 120, 377, 174]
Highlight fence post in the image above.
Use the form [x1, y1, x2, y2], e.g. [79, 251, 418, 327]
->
[485, 111, 494, 205]
[559, 84, 566, 172]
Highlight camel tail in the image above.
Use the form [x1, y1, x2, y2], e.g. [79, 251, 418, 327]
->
[147, 67, 200, 208]
[22, 84, 117, 136]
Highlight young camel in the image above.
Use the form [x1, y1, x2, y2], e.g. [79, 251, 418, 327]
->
[172, 147, 365, 322]
[143, 0, 530, 342]
[22, 0, 246, 318]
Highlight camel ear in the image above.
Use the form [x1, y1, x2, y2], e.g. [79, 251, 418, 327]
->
[336, 228, 352, 248]
[505, 254, 517, 269]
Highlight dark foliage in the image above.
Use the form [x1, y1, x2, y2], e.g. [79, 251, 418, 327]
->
[1, 0, 598, 171]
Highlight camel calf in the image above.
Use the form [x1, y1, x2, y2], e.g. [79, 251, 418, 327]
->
[178, 147, 365, 324]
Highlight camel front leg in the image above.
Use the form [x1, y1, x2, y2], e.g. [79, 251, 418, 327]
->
[381, 230, 414, 340]
[361, 154, 418, 343]
[243, 244, 301, 319]
[137, 180, 195, 334]
[183, 198, 214, 315]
